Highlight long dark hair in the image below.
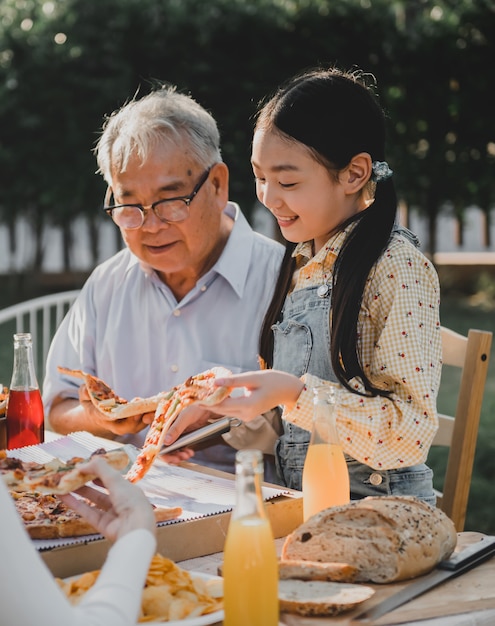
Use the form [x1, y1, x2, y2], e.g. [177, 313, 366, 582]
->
[257, 67, 397, 397]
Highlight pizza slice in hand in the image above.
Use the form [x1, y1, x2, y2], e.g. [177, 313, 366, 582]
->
[0, 448, 130, 495]
[125, 367, 233, 483]
[57, 366, 161, 420]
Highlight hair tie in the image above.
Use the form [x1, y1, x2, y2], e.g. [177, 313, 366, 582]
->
[371, 160, 393, 182]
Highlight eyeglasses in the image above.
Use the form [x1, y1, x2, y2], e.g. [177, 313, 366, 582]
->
[103, 167, 212, 229]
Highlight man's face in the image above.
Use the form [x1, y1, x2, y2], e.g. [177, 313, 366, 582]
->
[109, 144, 229, 293]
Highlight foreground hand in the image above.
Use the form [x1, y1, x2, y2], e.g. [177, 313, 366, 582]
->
[199, 370, 304, 421]
[59, 457, 156, 542]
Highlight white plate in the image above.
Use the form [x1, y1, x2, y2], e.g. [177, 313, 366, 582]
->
[64, 570, 224, 625]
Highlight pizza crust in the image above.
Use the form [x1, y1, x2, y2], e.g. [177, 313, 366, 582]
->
[152, 505, 183, 523]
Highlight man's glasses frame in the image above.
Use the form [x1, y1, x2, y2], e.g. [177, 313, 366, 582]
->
[103, 167, 212, 229]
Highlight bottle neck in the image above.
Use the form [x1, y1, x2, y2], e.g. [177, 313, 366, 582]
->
[10, 333, 39, 391]
[232, 449, 266, 520]
[311, 385, 340, 445]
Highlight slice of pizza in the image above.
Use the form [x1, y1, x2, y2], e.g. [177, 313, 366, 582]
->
[0, 453, 44, 487]
[1, 448, 130, 495]
[126, 367, 233, 483]
[57, 366, 161, 420]
[125, 390, 182, 483]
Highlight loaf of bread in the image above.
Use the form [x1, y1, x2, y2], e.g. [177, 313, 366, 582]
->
[281, 496, 457, 583]
[278, 580, 375, 617]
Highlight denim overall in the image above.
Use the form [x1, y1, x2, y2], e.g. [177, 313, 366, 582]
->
[272, 279, 436, 506]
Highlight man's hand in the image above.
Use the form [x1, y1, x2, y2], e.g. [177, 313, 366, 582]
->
[48, 386, 151, 439]
[77, 385, 150, 436]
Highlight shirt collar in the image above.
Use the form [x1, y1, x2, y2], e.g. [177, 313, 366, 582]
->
[136, 202, 252, 298]
[211, 202, 253, 298]
[292, 224, 353, 269]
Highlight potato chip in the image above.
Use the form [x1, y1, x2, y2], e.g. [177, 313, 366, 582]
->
[205, 578, 223, 599]
[56, 553, 223, 622]
[142, 585, 173, 619]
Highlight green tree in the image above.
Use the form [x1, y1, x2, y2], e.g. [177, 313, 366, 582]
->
[385, 0, 495, 254]
[0, 0, 493, 267]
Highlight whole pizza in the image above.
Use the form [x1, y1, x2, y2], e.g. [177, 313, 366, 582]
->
[1, 448, 182, 539]
[11, 490, 182, 539]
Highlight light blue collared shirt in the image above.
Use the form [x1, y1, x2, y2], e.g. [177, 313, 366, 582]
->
[43, 203, 284, 455]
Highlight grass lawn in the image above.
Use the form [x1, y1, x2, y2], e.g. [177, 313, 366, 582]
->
[0, 287, 493, 532]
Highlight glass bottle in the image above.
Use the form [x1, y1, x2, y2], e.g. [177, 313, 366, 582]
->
[223, 449, 279, 626]
[0, 383, 7, 449]
[6, 333, 45, 449]
[302, 385, 350, 521]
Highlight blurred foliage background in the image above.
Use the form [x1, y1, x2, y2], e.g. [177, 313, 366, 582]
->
[0, 0, 494, 532]
[0, 0, 494, 269]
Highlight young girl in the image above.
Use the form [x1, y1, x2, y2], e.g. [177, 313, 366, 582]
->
[168, 66, 441, 504]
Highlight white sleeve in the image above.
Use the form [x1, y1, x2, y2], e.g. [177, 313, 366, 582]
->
[0, 480, 156, 626]
[42, 286, 94, 413]
[73, 529, 156, 625]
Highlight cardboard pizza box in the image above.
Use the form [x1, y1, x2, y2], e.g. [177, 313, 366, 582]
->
[41, 472, 303, 578]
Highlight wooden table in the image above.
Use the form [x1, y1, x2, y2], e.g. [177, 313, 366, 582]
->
[33, 435, 494, 624]
[178, 532, 495, 625]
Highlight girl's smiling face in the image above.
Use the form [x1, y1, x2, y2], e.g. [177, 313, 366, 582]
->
[251, 129, 364, 253]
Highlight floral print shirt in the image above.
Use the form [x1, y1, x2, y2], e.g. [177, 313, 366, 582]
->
[282, 227, 442, 470]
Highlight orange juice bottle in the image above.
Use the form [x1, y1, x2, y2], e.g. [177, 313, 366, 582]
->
[302, 385, 350, 521]
[223, 449, 279, 626]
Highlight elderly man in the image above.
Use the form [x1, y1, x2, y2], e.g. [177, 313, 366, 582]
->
[43, 85, 284, 479]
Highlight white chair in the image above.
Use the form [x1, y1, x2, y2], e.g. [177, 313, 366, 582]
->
[0, 290, 80, 388]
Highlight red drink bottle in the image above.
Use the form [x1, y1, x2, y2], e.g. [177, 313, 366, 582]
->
[6, 333, 44, 449]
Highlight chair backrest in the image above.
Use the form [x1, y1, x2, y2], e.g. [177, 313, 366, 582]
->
[0, 290, 80, 388]
[432, 326, 492, 532]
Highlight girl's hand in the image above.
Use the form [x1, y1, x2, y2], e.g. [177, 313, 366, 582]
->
[164, 370, 304, 448]
[205, 369, 303, 419]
